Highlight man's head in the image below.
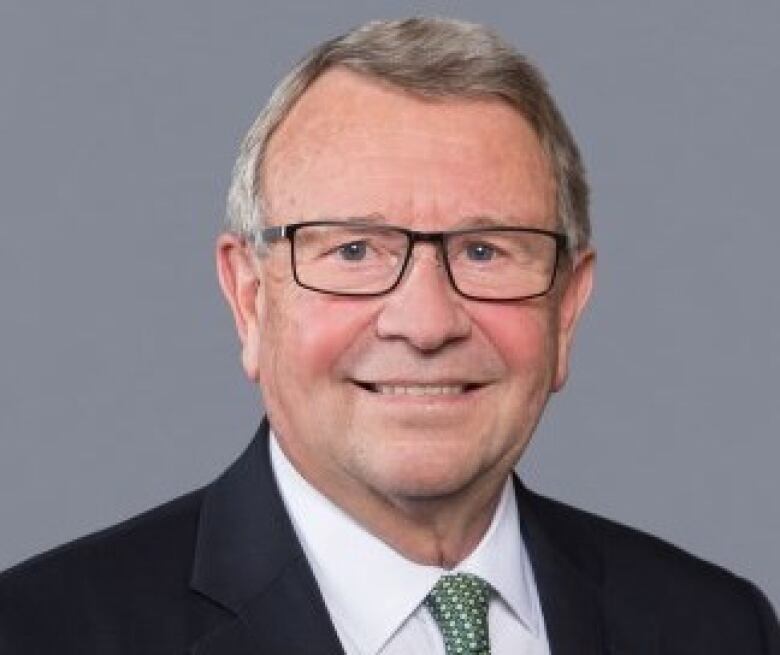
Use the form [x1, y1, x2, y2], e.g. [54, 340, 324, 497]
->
[217, 17, 594, 538]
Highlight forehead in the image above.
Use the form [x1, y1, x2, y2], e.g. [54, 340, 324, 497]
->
[263, 68, 556, 229]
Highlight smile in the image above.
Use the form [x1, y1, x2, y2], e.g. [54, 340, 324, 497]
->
[353, 381, 485, 395]
[376, 384, 464, 396]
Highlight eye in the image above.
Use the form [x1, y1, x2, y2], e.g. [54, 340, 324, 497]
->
[337, 240, 368, 261]
[465, 242, 496, 262]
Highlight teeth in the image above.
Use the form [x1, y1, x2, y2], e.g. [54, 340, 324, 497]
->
[374, 384, 465, 396]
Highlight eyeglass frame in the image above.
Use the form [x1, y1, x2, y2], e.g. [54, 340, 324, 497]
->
[251, 220, 570, 302]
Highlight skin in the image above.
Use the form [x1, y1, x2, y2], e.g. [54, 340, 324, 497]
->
[217, 68, 595, 567]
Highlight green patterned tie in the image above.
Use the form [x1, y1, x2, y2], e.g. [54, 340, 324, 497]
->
[425, 572, 491, 655]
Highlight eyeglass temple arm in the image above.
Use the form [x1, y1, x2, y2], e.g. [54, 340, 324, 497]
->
[256, 225, 289, 244]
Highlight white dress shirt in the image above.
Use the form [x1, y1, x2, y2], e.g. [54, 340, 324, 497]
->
[269, 433, 550, 655]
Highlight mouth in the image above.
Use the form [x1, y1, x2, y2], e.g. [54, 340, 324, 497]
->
[351, 381, 485, 396]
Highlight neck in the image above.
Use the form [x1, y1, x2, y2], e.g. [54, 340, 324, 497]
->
[276, 436, 510, 568]
[351, 481, 507, 568]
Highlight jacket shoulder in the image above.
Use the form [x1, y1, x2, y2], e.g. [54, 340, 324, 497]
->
[0, 487, 204, 586]
[0, 488, 220, 653]
[522, 486, 779, 650]
[524, 487, 748, 587]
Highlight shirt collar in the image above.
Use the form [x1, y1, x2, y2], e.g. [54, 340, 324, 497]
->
[269, 432, 540, 654]
[457, 473, 541, 636]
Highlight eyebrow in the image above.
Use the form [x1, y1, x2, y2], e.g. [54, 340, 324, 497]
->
[337, 214, 388, 225]
[452, 215, 521, 229]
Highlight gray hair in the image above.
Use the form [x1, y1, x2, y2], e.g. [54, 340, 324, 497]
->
[225, 17, 590, 252]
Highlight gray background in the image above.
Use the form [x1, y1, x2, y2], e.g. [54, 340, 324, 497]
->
[1, 0, 778, 609]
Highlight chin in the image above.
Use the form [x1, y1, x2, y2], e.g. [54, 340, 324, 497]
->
[361, 446, 485, 501]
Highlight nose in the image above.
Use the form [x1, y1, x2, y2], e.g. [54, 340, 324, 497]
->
[376, 244, 471, 351]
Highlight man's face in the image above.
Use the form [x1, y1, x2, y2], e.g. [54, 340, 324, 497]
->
[219, 69, 593, 507]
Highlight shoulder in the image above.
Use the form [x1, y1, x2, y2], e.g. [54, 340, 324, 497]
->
[524, 486, 747, 588]
[0, 488, 204, 589]
[0, 488, 212, 650]
[520, 485, 779, 649]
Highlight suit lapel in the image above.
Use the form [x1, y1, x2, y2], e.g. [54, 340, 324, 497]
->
[515, 479, 659, 655]
[515, 479, 604, 654]
[190, 557, 344, 655]
[189, 420, 344, 655]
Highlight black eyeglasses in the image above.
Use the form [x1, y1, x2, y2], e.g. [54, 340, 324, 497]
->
[254, 220, 568, 301]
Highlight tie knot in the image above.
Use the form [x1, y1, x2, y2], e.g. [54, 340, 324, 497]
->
[425, 573, 491, 654]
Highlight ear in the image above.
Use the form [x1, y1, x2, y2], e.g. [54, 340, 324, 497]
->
[215, 232, 262, 382]
[552, 249, 595, 391]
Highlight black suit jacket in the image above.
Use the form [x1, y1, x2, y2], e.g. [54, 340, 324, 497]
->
[1, 421, 778, 654]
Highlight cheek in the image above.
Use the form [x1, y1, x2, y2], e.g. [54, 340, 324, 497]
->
[262, 291, 378, 385]
[470, 302, 558, 377]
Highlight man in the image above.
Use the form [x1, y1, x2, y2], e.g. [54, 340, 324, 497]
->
[0, 16, 777, 655]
